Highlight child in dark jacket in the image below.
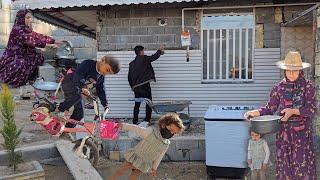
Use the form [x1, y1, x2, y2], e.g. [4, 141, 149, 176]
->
[128, 45, 164, 125]
[57, 56, 120, 127]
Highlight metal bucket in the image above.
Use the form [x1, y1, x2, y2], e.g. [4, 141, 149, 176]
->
[250, 115, 282, 134]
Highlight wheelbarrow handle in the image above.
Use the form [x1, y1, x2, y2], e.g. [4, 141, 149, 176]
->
[128, 98, 153, 107]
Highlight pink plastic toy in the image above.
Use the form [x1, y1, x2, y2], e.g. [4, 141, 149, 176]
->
[100, 120, 119, 140]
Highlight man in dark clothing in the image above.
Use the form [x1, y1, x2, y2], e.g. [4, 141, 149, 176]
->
[58, 56, 120, 127]
[128, 45, 164, 124]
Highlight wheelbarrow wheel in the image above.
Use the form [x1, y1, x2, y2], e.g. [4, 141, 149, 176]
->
[73, 138, 99, 166]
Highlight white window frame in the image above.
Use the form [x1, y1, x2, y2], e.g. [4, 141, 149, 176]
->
[201, 13, 255, 83]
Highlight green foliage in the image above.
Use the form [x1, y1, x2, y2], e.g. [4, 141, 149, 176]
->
[0, 84, 23, 171]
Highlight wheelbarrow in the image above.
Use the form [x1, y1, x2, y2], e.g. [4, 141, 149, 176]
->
[129, 98, 192, 130]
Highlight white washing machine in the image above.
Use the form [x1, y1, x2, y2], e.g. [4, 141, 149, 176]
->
[205, 105, 255, 179]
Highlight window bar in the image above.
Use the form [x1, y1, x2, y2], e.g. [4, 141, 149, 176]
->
[207, 30, 210, 80]
[232, 29, 236, 79]
[219, 29, 222, 79]
[213, 29, 216, 79]
[239, 28, 242, 80]
[245, 28, 249, 80]
[226, 29, 229, 80]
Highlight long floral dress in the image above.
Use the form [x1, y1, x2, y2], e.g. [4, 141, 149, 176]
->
[258, 72, 317, 180]
[0, 9, 55, 88]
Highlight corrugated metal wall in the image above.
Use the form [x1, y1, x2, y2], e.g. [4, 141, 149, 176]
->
[98, 48, 281, 118]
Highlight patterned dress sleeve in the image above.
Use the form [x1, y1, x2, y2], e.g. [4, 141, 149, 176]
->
[259, 85, 280, 116]
[24, 31, 55, 48]
[299, 82, 317, 119]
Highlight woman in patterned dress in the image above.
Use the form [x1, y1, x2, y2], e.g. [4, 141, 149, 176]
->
[0, 9, 62, 88]
[244, 51, 317, 180]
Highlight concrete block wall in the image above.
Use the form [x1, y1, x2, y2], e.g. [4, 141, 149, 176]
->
[97, 6, 199, 51]
[0, 5, 96, 60]
[255, 7, 281, 48]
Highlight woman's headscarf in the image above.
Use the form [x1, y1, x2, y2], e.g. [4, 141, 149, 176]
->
[13, 9, 32, 33]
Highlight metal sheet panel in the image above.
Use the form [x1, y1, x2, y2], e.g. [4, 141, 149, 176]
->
[14, 0, 207, 10]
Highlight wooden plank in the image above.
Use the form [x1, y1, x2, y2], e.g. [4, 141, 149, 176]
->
[55, 140, 103, 180]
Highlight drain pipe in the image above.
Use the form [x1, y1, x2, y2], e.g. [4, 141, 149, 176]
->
[181, 2, 319, 59]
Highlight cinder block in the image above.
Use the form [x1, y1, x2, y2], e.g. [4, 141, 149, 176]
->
[106, 10, 116, 19]
[264, 23, 281, 32]
[184, 17, 196, 27]
[74, 48, 94, 59]
[127, 36, 140, 43]
[116, 43, 132, 50]
[139, 18, 158, 26]
[105, 19, 115, 26]
[122, 19, 130, 27]
[147, 27, 165, 35]
[264, 30, 281, 41]
[129, 19, 140, 26]
[191, 35, 200, 47]
[140, 35, 158, 43]
[165, 8, 181, 17]
[115, 27, 130, 35]
[264, 40, 281, 48]
[99, 43, 116, 51]
[101, 27, 115, 36]
[64, 36, 85, 48]
[157, 35, 175, 43]
[131, 9, 148, 18]
[165, 27, 181, 35]
[148, 9, 165, 17]
[144, 43, 162, 50]
[115, 9, 130, 18]
[84, 37, 96, 48]
[174, 35, 181, 45]
[130, 27, 147, 35]
[166, 18, 182, 26]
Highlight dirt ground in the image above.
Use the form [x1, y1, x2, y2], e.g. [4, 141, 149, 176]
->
[0, 95, 320, 179]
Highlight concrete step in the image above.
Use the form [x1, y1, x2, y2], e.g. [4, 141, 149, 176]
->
[55, 140, 103, 180]
[102, 134, 205, 161]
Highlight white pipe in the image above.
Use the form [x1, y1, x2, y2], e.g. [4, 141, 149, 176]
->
[181, 2, 319, 31]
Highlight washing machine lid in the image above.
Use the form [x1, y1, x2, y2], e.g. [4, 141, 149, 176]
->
[204, 105, 257, 120]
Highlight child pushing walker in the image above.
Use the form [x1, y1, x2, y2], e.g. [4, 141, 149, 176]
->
[109, 113, 185, 180]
